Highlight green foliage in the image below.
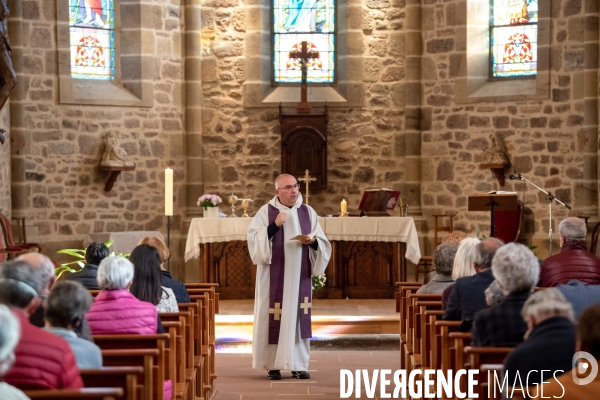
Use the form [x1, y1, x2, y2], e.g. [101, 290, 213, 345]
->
[54, 240, 129, 279]
[312, 274, 327, 291]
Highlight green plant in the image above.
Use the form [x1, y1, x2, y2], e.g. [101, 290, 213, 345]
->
[54, 240, 129, 278]
[312, 274, 326, 291]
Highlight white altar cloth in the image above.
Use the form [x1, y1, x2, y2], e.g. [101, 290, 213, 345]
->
[184, 217, 421, 264]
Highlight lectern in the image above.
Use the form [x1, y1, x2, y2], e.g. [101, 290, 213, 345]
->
[468, 194, 518, 237]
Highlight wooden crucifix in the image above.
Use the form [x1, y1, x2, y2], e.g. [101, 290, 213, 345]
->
[298, 169, 317, 205]
[289, 41, 319, 113]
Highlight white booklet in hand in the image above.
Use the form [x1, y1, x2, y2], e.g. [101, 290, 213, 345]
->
[290, 231, 317, 241]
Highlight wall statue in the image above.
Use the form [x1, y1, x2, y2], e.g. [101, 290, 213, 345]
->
[101, 132, 134, 167]
[483, 133, 509, 164]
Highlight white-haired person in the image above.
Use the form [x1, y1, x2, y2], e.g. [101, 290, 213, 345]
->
[44, 281, 102, 369]
[471, 242, 540, 347]
[86, 256, 164, 335]
[441, 237, 480, 308]
[539, 216, 600, 287]
[0, 304, 29, 399]
[86, 256, 171, 399]
[503, 288, 575, 388]
[416, 243, 458, 294]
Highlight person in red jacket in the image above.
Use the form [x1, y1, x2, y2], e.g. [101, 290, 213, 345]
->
[0, 260, 83, 390]
[539, 217, 600, 287]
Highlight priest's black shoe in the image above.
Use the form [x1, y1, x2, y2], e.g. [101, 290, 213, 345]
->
[292, 371, 310, 379]
[268, 370, 281, 380]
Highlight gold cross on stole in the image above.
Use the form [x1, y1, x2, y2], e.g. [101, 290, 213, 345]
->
[298, 169, 317, 205]
[269, 302, 283, 321]
[300, 296, 312, 315]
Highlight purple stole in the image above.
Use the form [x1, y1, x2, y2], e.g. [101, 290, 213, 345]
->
[268, 203, 313, 344]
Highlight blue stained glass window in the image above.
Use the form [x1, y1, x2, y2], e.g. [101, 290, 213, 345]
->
[69, 0, 115, 80]
[273, 0, 335, 83]
[491, 0, 538, 78]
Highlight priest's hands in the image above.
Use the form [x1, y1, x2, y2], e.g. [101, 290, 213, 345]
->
[299, 236, 316, 245]
[275, 212, 287, 227]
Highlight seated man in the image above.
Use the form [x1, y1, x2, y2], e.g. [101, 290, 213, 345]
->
[443, 238, 503, 329]
[66, 242, 109, 290]
[556, 279, 600, 321]
[503, 289, 576, 387]
[423, 231, 466, 284]
[0, 260, 83, 390]
[18, 253, 93, 341]
[44, 281, 103, 369]
[539, 217, 600, 287]
[472, 243, 539, 347]
[416, 243, 458, 294]
[529, 303, 600, 398]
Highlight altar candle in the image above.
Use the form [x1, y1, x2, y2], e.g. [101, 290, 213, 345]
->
[165, 168, 173, 216]
[341, 199, 347, 215]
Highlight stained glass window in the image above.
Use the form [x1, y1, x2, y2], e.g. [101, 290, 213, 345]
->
[69, 0, 115, 80]
[273, 0, 335, 83]
[490, 0, 538, 78]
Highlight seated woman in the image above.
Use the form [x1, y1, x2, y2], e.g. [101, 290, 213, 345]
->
[138, 236, 190, 303]
[129, 244, 179, 313]
[86, 256, 171, 399]
[44, 281, 102, 369]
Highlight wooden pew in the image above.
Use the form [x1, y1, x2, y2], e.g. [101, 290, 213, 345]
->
[89, 290, 101, 298]
[101, 349, 158, 400]
[81, 367, 142, 400]
[177, 302, 203, 400]
[449, 332, 472, 395]
[396, 283, 422, 370]
[405, 293, 442, 374]
[94, 334, 170, 400]
[422, 309, 445, 369]
[464, 347, 513, 400]
[24, 388, 124, 400]
[436, 320, 463, 372]
[161, 311, 196, 400]
[411, 300, 443, 372]
[185, 284, 218, 399]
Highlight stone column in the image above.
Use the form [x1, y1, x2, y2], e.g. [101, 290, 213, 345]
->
[403, 0, 422, 215]
[185, 0, 204, 219]
[586, 10, 600, 220]
[7, 0, 26, 219]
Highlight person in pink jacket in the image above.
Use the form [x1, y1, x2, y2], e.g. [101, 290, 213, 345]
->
[87, 256, 160, 334]
[86, 256, 172, 399]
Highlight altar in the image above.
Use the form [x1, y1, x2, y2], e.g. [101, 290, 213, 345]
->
[184, 217, 421, 299]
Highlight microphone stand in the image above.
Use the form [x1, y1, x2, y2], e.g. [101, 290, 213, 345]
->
[511, 174, 571, 256]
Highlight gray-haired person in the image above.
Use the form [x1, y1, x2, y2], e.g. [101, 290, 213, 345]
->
[539, 216, 600, 287]
[417, 243, 458, 294]
[503, 288, 575, 387]
[0, 304, 29, 399]
[471, 242, 540, 347]
[44, 281, 103, 369]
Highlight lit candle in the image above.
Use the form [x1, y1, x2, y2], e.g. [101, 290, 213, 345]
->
[165, 168, 173, 216]
[341, 199, 347, 215]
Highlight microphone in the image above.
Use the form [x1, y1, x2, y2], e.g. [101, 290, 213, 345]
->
[509, 174, 522, 180]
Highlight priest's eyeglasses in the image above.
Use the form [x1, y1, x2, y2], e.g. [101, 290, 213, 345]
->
[277, 183, 300, 190]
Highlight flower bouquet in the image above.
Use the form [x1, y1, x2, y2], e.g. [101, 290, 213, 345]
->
[197, 194, 222, 218]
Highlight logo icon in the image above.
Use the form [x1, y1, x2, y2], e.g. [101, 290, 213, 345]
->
[572, 351, 598, 385]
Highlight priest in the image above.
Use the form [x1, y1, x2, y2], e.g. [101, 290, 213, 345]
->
[247, 174, 331, 380]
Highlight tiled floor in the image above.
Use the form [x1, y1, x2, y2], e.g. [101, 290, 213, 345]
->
[213, 299, 402, 399]
[213, 350, 401, 400]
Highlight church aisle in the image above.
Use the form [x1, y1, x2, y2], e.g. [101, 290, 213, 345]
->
[213, 350, 401, 400]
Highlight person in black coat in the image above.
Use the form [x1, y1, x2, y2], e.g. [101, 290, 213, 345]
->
[443, 238, 503, 329]
[503, 288, 576, 386]
[471, 243, 540, 347]
[138, 236, 191, 303]
[66, 242, 109, 290]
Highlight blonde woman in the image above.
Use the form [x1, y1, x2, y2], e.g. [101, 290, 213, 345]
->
[441, 237, 481, 308]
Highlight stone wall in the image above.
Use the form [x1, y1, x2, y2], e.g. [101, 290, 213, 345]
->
[5, 0, 187, 275]
[3, 0, 599, 274]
